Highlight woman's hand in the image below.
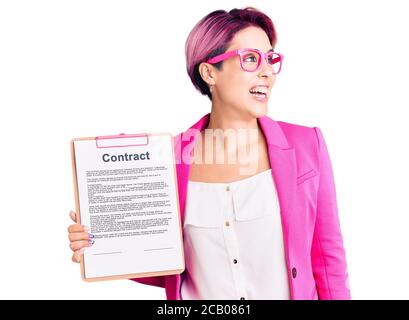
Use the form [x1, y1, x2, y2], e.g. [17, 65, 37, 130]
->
[67, 210, 94, 263]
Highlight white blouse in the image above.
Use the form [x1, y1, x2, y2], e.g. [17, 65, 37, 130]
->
[180, 169, 290, 300]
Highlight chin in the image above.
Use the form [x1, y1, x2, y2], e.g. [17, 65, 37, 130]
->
[248, 101, 268, 118]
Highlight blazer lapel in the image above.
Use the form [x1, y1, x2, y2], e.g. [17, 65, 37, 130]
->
[257, 116, 297, 236]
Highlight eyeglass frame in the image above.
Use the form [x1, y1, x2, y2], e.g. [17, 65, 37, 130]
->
[206, 48, 284, 74]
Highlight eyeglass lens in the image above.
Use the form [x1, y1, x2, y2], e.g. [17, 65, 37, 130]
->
[241, 50, 281, 73]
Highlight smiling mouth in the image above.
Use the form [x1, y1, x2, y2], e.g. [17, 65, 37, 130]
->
[249, 90, 267, 98]
[249, 85, 269, 98]
[249, 88, 268, 99]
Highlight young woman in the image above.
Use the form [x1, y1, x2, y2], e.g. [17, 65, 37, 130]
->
[68, 7, 350, 300]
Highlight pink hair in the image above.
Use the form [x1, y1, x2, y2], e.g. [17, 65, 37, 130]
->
[185, 7, 278, 101]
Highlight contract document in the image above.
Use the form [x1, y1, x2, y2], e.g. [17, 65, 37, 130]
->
[71, 133, 184, 281]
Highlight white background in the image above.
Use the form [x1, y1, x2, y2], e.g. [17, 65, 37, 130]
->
[1, 0, 408, 299]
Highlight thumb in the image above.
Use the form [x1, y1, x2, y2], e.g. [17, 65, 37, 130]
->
[69, 210, 78, 223]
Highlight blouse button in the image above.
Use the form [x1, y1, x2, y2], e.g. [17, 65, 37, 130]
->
[226, 186, 230, 191]
[240, 297, 245, 300]
[233, 259, 238, 264]
[225, 221, 230, 227]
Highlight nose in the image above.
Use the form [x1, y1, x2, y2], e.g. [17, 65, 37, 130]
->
[258, 57, 275, 78]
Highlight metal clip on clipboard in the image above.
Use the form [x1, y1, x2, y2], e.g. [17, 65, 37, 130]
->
[95, 133, 150, 149]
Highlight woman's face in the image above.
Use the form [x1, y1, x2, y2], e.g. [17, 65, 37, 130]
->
[208, 26, 277, 118]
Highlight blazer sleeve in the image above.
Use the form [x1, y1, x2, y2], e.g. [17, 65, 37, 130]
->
[129, 276, 166, 288]
[311, 127, 351, 300]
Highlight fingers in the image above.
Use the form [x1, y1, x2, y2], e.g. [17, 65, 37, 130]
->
[70, 210, 80, 223]
[67, 223, 89, 233]
[72, 248, 86, 263]
[69, 210, 78, 223]
[69, 239, 94, 252]
[68, 210, 93, 264]
[68, 231, 90, 242]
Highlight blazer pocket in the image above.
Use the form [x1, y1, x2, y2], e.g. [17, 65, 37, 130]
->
[296, 169, 317, 185]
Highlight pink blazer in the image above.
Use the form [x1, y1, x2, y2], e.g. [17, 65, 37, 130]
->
[131, 113, 351, 300]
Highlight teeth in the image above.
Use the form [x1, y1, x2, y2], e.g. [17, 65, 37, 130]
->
[249, 86, 268, 94]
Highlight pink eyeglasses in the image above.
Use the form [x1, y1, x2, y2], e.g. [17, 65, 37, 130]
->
[206, 48, 284, 74]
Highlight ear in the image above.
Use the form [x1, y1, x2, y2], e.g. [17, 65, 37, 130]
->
[198, 62, 216, 86]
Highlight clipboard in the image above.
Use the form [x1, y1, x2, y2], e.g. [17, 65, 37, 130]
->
[71, 132, 185, 282]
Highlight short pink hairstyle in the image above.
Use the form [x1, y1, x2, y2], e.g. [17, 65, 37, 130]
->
[185, 7, 278, 101]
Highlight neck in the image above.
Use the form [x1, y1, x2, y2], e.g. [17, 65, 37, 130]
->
[203, 106, 265, 153]
[207, 106, 259, 130]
